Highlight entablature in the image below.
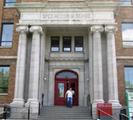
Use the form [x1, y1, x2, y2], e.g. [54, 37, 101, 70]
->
[15, 1, 118, 26]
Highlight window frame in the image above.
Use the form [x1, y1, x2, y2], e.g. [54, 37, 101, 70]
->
[121, 22, 133, 47]
[0, 22, 14, 48]
[120, 0, 132, 6]
[0, 65, 10, 94]
[124, 66, 133, 89]
[74, 36, 84, 52]
[63, 36, 72, 52]
[51, 36, 60, 52]
[4, 0, 16, 7]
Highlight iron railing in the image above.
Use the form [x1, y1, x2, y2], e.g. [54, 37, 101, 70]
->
[97, 106, 129, 120]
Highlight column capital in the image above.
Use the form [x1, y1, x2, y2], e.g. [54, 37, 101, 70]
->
[105, 25, 117, 33]
[91, 25, 104, 32]
[16, 26, 29, 33]
[30, 26, 43, 33]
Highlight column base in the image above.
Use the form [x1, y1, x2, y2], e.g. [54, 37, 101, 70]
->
[10, 98, 27, 119]
[92, 99, 104, 119]
[108, 100, 121, 108]
[10, 98, 24, 107]
[25, 99, 39, 119]
[109, 100, 121, 119]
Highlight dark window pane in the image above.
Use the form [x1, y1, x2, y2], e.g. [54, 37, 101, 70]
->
[124, 67, 133, 88]
[1, 23, 13, 47]
[0, 66, 10, 93]
[74, 36, 83, 52]
[51, 36, 60, 52]
[63, 36, 71, 52]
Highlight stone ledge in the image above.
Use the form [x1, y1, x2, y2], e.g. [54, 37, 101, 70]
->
[0, 56, 17, 59]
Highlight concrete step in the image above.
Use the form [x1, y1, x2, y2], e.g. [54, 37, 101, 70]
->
[38, 106, 93, 120]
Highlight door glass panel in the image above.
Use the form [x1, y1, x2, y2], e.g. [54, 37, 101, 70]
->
[58, 83, 64, 98]
[66, 80, 69, 90]
[71, 82, 75, 91]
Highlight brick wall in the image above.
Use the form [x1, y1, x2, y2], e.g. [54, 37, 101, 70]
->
[0, 0, 18, 104]
[115, 5, 133, 105]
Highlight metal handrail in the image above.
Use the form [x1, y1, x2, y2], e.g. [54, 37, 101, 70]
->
[97, 108, 118, 120]
[119, 106, 130, 119]
[120, 113, 129, 119]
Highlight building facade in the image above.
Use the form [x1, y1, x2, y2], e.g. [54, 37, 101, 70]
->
[0, 0, 133, 119]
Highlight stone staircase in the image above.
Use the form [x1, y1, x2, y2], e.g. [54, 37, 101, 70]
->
[38, 106, 93, 120]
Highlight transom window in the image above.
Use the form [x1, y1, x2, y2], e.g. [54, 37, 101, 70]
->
[122, 23, 133, 47]
[4, 0, 16, 6]
[0, 23, 14, 47]
[120, 0, 132, 5]
[124, 67, 133, 89]
[0, 66, 10, 93]
[56, 71, 78, 79]
[50, 36, 84, 52]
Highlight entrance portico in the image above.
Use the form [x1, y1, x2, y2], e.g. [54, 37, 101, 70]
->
[11, 0, 121, 119]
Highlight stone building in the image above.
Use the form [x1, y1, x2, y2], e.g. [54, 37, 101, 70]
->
[0, 0, 133, 119]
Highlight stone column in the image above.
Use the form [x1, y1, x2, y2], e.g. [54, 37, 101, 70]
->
[91, 25, 104, 104]
[105, 25, 121, 107]
[11, 26, 28, 107]
[91, 25, 104, 119]
[27, 26, 42, 117]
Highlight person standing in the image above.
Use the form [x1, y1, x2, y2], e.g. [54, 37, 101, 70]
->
[65, 88, 74, 107]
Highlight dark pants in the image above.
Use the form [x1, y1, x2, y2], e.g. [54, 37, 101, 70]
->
[67, 97, 73, 107]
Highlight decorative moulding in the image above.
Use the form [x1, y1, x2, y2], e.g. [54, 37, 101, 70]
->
[15, 1, 119, 10]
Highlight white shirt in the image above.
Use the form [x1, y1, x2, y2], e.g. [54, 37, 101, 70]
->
[66, 90, 74, 98]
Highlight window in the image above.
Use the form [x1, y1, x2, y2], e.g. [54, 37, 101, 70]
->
[56, 71, 78, 79]
[0, 66, 10, 93]
[50, 35, 84, 52]
[122, 23, 133, 46]
[120, 0, 131, 5]
[124, 67, 133, 88]
[0, 23, 14, 47]
[63, 36, 71, 52]
[4, 0, 16, 6]
[74, 36, 83, 52]
[51, 36, 60, 52]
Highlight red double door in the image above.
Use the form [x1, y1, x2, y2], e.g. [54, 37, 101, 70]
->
[54, 76, 78, 106]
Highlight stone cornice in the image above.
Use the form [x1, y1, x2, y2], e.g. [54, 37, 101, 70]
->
[46, 57, 88, 61]
[15, 1, 118, 12]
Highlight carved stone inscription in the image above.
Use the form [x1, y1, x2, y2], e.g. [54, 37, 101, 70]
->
[41, 12, 92, 21]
